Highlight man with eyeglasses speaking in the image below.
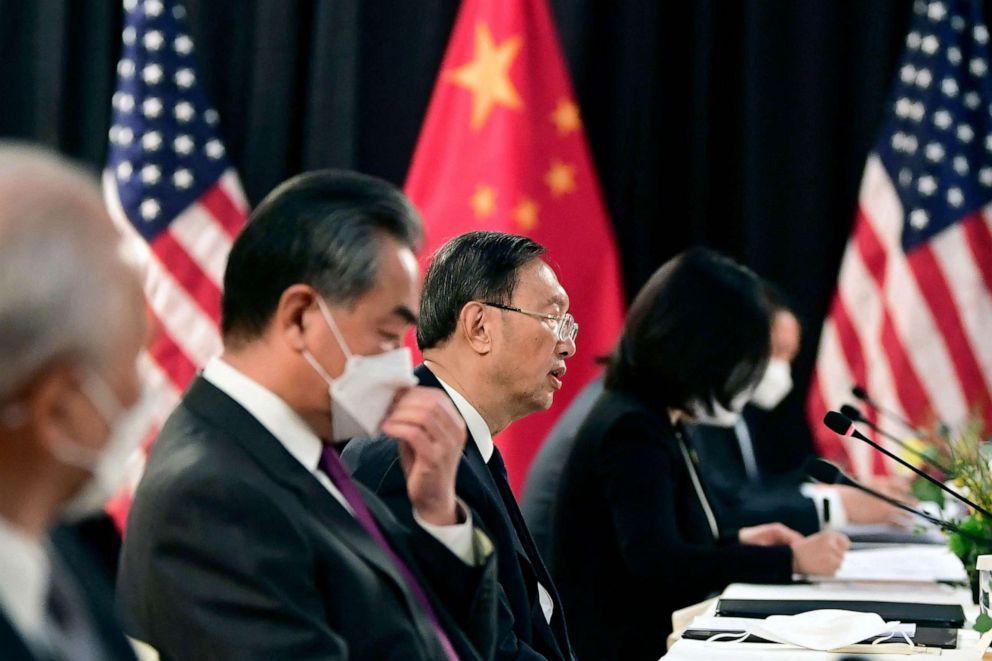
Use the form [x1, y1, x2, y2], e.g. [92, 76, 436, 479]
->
[344, 231, 577, 660]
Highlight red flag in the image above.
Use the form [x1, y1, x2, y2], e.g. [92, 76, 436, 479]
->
[405, 0, 626, 494]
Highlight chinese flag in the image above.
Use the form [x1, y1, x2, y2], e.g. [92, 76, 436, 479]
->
[405, 0, 626, 495]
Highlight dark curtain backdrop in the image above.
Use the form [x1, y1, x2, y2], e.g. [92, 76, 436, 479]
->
[4, 0, 974, 472]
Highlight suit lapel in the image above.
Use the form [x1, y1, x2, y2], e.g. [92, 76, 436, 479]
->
[415, 366, 573, 658]
[416, 366, 531, 562]
[181, 377, 424, 618]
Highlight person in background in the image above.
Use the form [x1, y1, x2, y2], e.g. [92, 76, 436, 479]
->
[522, 287, 905, 568]
[689, 288, 908, 535]
[550, 248, 849, 661]
[0, 144, 144, 660]
[345, 231, 576, 660]
[118, 171, 498, 660]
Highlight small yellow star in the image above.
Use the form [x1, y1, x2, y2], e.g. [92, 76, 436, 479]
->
[446, 22, 524, 130]
[470, 184, 497, 219]
[513, 198, 539, 231]
[544, 160, 576, 197]
[550, 99, 581, 135]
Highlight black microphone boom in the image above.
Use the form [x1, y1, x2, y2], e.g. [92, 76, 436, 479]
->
[823, 411, 992, 520]
[851, 385, 920, 435]
[839, 404, 952, 475]
[804, 457, 988, 544]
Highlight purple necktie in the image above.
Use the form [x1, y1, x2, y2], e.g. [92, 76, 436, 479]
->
[319, 444, 460, 661]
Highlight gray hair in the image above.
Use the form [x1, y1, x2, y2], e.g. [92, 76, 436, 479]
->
[0, 144, 141, 399]
[417, 231, 546, 350]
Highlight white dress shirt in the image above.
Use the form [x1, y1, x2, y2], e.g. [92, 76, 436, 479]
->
[800, 483, 849, 529]
[433, 375, 556, 624]
[202, 357, 476, 564]
[0, 516, 50, 652]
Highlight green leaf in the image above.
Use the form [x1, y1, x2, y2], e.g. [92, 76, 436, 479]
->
[974, 612, 992, 633]
[911, 478, 946, 506]
[948, 531, 973, 560]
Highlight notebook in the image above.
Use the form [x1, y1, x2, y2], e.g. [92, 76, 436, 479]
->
[714, 599, 965, 628]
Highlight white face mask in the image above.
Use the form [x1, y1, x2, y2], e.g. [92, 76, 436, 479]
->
[750, 358, 793, 410]
[302, 297, 417, 441]
[748, 609, 895, 651]
[52, 373, 146, 521]
[688, 389, 752, 428]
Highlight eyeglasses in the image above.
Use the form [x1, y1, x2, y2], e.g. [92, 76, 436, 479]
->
[481, 302, 579, 343]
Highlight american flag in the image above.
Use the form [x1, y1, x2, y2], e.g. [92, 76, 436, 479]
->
[808, 0, 992, 477]
[102, 0, 247, 522]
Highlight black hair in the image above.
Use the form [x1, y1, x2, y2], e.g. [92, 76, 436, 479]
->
[417, 231, 545, 350]
[605, 247, 772, 415]
[221, 169, 422, 343]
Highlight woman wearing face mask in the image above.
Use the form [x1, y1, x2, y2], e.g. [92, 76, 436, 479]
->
[548, 248, 849, 661]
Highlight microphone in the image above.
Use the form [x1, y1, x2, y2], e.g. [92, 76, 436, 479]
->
[823, 411, 992, 519]
[839, 404, 951, 475]
[805, 457, 988, 544]
[851, 385, 920, 435]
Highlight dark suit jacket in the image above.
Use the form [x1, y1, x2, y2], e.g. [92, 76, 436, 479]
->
[0, 526, 137, 661]
[687, 421, 821, 535]
[550, 389, 793, 661]
[118, 377, 498, 661]
[343, 365, 574, 661]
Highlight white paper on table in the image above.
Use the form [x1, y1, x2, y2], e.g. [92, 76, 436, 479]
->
[819, 544, 967, 583]
[722, 581, 971, 605]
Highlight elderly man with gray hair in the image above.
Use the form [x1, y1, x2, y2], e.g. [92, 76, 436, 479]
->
[0, 144, 145, 660]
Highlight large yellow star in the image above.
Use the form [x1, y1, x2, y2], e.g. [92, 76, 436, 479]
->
[513, 197, 539, 231]
[545, 160, 576, 198]
[470, 184, 497, 219]
[446, 22, 524, 130]
[551, 98, 581, 135]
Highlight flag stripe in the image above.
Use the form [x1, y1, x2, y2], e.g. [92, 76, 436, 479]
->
[143, 252, 223, 368]
[809, 322, 872, 476]
[807, 373, 854, 467]
[219, 170, 250, 213]
[906, 245, 988, 413]
[838, 232, 910, 473]
[136, 351, 183, 428]
[147, 327, 199, 391]
[853, 211, 888, 285]
[828, 296, 867, 400]
[877, 305, 932, 427]
[200, 180, 247, 239]
[167, 202, 233, 288]
[964, 211, 992, 301]
[929, 221, 992, 402]
[149, 231, 223, 325]
[860, 160, 968, 423]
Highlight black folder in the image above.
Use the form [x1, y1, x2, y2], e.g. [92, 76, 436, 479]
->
[715, 599, 965, 628]
[682, 625, 958, 649]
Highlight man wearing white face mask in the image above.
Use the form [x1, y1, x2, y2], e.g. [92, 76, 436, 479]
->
[119, 170, 499, 661]
[0, 144, 145, 661]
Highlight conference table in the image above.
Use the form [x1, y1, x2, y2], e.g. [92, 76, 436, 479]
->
[662, 542, 992, 660]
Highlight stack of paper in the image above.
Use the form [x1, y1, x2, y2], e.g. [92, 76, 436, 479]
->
[822, 544, 967, 583]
